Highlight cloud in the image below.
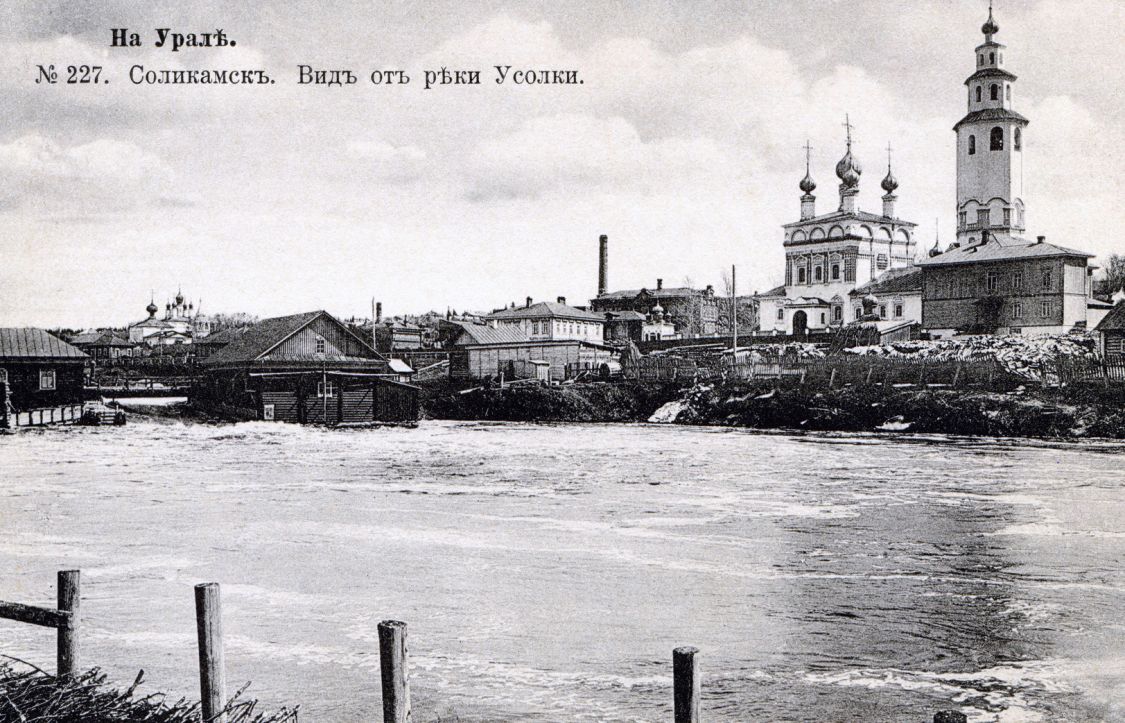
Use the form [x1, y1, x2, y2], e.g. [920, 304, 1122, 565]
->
[0, 134, 175, 213]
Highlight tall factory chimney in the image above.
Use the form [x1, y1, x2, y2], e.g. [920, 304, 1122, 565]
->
[598, 234, 609, 296]
[375, 301, 383, 323]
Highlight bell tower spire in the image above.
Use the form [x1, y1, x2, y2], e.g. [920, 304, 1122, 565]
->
[953, 2, 1028, 245]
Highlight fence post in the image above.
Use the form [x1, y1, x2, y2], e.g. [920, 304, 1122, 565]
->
[378, 620, 410, 723]
[952, 362, 962, 388]
[828, 368, 837, 388]
[195, 583, 227, 723]
[865, 365, 874, 385]
[56, 570, 80, 680]
[673, 646, 700, 723]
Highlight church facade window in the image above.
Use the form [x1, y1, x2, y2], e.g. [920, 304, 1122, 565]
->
[833, 306, 842, 322]
[878, 304, 887, 319]
[777, 308, 784, 321]
[814, 266, 822, 282]
[1014, 128, 1021, 150]
[990, 83, 999, 100]
[831, 264, 840, 280]
[1003, 208, 1012, 226]
[854, 307, 862, 320]
[975, 86, 982, 102]
[968, 135, 976, 155]
[990, 126, 1004, 150]
[894, 303, 903, 318]
[989, 52, 995, 64]
[798, 267, 806, 284]
[1006, 85, 1011, 101]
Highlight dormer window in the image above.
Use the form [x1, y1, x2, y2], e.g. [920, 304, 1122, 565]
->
[990, 126, 1004, 151]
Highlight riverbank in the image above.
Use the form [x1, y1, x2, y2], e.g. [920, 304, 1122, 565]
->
[0, 663, 296, 723]
[425, 379, 1125, 438]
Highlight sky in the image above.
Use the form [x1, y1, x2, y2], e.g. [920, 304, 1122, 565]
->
[0, 0, 1122, 328]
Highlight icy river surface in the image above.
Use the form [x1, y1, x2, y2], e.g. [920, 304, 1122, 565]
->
[1, 419, 1124, 721]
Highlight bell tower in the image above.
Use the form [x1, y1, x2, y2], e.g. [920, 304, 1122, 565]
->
[954, 3, 1029, 245]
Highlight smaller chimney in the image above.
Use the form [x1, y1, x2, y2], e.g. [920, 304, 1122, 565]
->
[657, 278, 663, 290]
[598, 234, 609, 296]
[525, 296, 533, 308]
[375, 302, 383, 323]
[557, 296, 566, 305]
[1037, 235, 1046, 244]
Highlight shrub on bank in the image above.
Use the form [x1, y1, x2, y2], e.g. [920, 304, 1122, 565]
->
[0, 663, 296, 723]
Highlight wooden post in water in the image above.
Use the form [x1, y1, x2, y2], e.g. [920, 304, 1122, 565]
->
[56, 570, 80, 679]
[195, 583, 227, 723]
[378, 620, 410, 723]
[673, 646, 700, 723]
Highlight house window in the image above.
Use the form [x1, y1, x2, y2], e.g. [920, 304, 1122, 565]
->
[879, 305, 887, 319]
[1014, 128, 1021, 151]
[1040, 300, 1051, 318]
[317, 380, 336, 398]
[986, 272, 998, 293]
[990, 83, 999, 100]
[315, 337, 326, 354]
[0, 368, 6, 384]
[990, 126, 1004, 151]
[1041, 268, 1051, 290]
[894, 304, 903, 318]
[1012, 302, 1023, 319]
[831, 264, 840, 280]
[1012, 271, 1023, 289]
[777, 308, 784, 321]
[798, 268, 806, 284]
[968, 136, 976, 155]
[39, 369, 56, 390]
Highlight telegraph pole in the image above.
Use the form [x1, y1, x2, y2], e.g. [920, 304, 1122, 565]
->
[731, 264, 738, 353]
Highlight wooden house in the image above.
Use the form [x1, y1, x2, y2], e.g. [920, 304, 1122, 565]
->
[1094, 302, 1125, 357]
[0, 328, 88, 427]
[446, 321, 614, 381]
[197, 310, 419, 425]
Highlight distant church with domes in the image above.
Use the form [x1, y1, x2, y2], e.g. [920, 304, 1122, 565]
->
[128, 290, 212, 346]
[756, 118, 921, 338]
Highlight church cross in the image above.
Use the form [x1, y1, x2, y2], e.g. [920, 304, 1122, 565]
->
[842, 114, 855, 148]
[802, 139, 814, 170]
[886, 141, 894, 169]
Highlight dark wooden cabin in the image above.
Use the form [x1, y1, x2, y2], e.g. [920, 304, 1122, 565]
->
[197, 310, 419, 424]
[0, 329, 89, 421]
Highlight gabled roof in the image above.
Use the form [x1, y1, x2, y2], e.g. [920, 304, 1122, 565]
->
[918, 237, 1093, 267]
[953, 107, 1029, 131]
[487, 301, 603, 322]
[1095, 302, 1125, 332]
[195, 326, 247, 346]
[448, 321, 530, 345]
[783, 209, 918, 229]
[851, 267, 923, 296]
[203, 311, 382, 366]
[0, 328, 88, 359]
[755, 285, 787, 298]
[602, 310, 647, 322]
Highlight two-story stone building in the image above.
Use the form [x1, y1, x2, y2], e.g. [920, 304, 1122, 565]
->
[486, 298, 605, 343]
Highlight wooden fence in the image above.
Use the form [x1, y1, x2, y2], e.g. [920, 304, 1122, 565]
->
[624, 355, 1023, 389]
[0, 570, 970, 722]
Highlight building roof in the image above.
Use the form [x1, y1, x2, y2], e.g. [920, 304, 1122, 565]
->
[1095, 303, 1125, 332]
[851, 267, 923, 296]
[204, 310, 382, 366]
[0, 328, 88, 359]
[595, 286, 709, 301]
[195, 327, 247, 346]
[602, 310, 648, 322]
[388, 359, 414, 374]
[756, 285, 787, 298]
[918, 237, 1093, 267]
[953, 107, 1029, 131]
[487, 301, 604, 322]
[783, 209, 918, 230]
[964, 67, 1018, 85]
[448, 321, 530, 346]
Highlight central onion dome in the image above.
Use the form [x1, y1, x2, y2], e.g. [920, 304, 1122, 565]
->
[146, 300, 158, 315]
[836, 147, 861, 188]
[175, 292, 184, 305]
[881, 166, 899, 194]
[799, 169, 817, 195]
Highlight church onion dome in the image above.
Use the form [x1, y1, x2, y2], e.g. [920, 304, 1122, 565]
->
[835, 148, 861, 188]
[881, 167, 898, 194]
[982, 7, 999, 36]
[146, 301, 158, 315]
[928, 239, 943, 257]
[799, 170, 816, 194]
[175, 292, 184, 305]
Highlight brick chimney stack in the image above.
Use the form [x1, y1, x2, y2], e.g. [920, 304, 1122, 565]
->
[657, 278, 664, 290]
[526, 296, 533, 308]
[598, 234, 609, 296]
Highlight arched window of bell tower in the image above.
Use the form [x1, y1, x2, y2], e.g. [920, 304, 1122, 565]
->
[1005, 85, 1011, 101]
[990, 84, 999, 100]
[1014, 128, 1022, 151]
[989, 52, 995, 64]
[975, 86, 982, 102]
[990, 127, 1004, 151]
[968, 135, 976, 155]
[978, 54, 983, 66]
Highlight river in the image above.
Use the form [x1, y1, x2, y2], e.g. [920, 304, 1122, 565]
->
[1, 418, 1123, 721]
